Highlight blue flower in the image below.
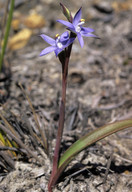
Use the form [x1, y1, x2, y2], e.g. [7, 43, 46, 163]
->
[57, 8, 97, 48]
[40, 31, 75, 57]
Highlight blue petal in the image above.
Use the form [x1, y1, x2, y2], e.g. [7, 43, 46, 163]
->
[77, 33, 84, 48]
[82, 33, 97, 38]
[62, 37, 75, 47]
[73, 7, 82, 26]
[57, 20, 74, 29]
[40, 46, 57, 56]
[55, 38, 75, 57]
[68, 37, 76, 45]
[54, 48, 62, 56]
[68, 27, 76, 33]
[60, 31, 69, 42]
[40, 34, 55, 46]
[81, 27, 94, 34]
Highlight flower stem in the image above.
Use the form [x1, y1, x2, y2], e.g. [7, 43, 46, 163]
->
[48, 40, 73, 192]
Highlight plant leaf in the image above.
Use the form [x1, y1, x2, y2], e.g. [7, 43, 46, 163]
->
[49, 119, 132, 189]
[59, 119, 132, 168]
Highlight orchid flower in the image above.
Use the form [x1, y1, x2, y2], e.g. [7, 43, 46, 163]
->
[57, 8, 97, 47]
[40, 31, 75, 57]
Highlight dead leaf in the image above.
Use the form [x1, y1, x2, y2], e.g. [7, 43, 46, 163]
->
[11, 19, 20, 31]
[112, 0, 132, 12]
[8, 28, 32, 50]
[24, 12, 45, 29]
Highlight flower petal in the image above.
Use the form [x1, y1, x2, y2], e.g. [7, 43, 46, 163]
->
[54, 48, 62, 56]
[55, 37, 75, 56]
[77, 33, 84, 47]
[60, 31, 69, 42]
[81, 27, 94, 34]
[73, 7, 82, 26]
[40, 46, 57, 56]
[57, 20, 74, 29]
[82, 33, 97, 38]
[67, 27, 76, 33]
[62, 37, 75, 48]
[40, 34, 55, 46]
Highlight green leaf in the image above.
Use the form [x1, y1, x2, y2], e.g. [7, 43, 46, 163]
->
[49, 119, 132, 189]
[58, 119, 132, 168]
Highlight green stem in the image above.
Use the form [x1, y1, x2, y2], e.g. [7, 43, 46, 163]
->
[0, 0, 15, 72]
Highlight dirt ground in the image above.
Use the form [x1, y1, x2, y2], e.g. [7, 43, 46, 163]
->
[0, 0, 132, 191]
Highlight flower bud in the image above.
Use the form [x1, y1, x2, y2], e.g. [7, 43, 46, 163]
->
[60, 3, 73, 23]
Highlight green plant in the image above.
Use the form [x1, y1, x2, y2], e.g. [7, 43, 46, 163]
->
[39, 3, 132, 192]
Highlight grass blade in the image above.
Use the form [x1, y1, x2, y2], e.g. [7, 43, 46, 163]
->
[0, 122, 40, 161]
[0, 113, 20, 139]
[0, 151, 15, 170]
[0, 0, 15, 71]
[18, 82, 48, 152]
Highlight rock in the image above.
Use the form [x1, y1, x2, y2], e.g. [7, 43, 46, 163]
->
[93, 1, 114, 14]
[126, 31, 132, 41]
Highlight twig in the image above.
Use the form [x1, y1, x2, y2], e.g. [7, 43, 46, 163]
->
[0, 146, 26, 153]
[0, 150, 15, 170]
[103, 152, 113, 184]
